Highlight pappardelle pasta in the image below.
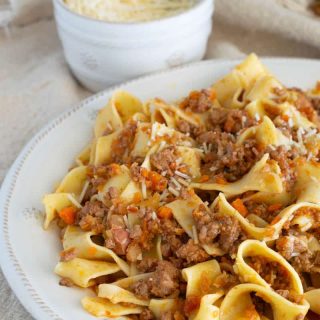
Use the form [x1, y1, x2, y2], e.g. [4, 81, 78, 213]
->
[43, 54, 320, 320]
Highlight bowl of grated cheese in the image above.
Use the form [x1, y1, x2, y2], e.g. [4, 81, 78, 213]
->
[53, 0, 214, 92]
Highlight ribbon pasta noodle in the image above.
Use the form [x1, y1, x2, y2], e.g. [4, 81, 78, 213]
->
[43, 54, 320, 319]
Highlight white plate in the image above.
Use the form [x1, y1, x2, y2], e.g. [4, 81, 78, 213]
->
[1, 58, 320, 320]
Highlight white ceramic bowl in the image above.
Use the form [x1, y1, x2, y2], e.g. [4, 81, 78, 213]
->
[53, 0, 214, 92]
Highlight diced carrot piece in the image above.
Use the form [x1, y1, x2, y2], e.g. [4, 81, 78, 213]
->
[231, 198, 248, 217]
[58, 206, 77, 225]
[270, 216, 281, 225]
[189, 91, 201, 100]
[140, 168, 149, 179]
[199, 175, 210, 183]
[157, 206, 173, 219]
[184, 295, 201, 316]
[149, 171, 167, 192]
[133, 192, 142, 204]
[215, 176, 227, 185]
[224, 117, 235, 132]
[281, 114, 289, 122]
[268, 203, 282, 212]
[169, 162, 177, 170]
[87, 247, 97, 256]
[210, 89, 216, 101]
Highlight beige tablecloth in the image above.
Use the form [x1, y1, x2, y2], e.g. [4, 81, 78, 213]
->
[0, 0, 320, 319]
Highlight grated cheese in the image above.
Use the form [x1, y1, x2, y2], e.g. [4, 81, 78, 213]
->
[78, 180, 90, 204]
[168, 186, 179, 197]
[192, 225, 199, 244]
[170, 177, 181, 190]
[141, 180, 147, 199]
[175, 170, 189, 179]
[67, 194, 83, 208]
[64, 0, 197, 23]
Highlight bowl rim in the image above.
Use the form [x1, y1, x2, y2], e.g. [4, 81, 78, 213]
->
[53, 0, 212, 27]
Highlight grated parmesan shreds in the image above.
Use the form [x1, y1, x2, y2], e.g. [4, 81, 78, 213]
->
[160, 189, 169, 201]
[159, 140, 167, 150]
[151, 123, 157, 141]
[202, 142, 208, 153]
[288, 118, 294, 128]
[192, 226, 199, 244]
[177, 177, 189, 187]
[123, 215, 129, 229]
[175, 170, 189, 179]
[297, 127, 304, 145]
[151, 211, 157, 220]
[78, 180, 90, 204]
[67, 194, 83, 208]
[310, 176, 318, 183]
[305, 128, 317, 138]
[75, 158, 84, 167]
[241, 115, 247, 126]
[161, 170, 167, 176]
[170, 177, 181, 190]
[141, 180, 147, 199]
[168, 186, 179, 197]
[300, 222, 313, 233]
[268, 145, 276, 151]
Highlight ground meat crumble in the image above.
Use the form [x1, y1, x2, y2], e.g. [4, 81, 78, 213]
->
[192, 204, 243, 254]
[131, 261, 181, 299]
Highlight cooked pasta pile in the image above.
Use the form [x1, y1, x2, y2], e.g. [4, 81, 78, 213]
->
[44, 54, 320, 319]
[63, 0, 197, 22]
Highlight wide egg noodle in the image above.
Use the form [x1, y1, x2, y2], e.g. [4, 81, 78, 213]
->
[54, 258, 120, 288]
[219, 283, 309, 320]
[176, 146, 202, 179]
[120, 143, 161, 202]
[150, 102, 176, 128]
[212, 53, 270, 109]
[149, 299, 177, 319]
[147, 98, 201, 127]
[76, 144, 91, 166]
[131, 122, 151, 159]
[94, 90, 143, 137]
[43, 193, 78, 229]
[182, 259, 221, 297]
[295, 160, 320, 203]
[191, 154, 283, 196]
[213, 193, 320, 241]
[81, 297, 142, 317]
[98, 164, 131, 197]
[165, 193, 203, 239]
[165, 194, 224, 256]
[244, 75, 283, 102]
[235, 240, 303, 294]
[98, 283, 150, 306]
[55, 165, 88, 200]
[94, 130, 121, 166]
[63, 226, 130, 275]
[236, 116, 292, 147]
[192, 293, 224, 320]
[304, 289, 320, 314]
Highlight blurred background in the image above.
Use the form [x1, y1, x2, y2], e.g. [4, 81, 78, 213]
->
[0, 1, 319, 318]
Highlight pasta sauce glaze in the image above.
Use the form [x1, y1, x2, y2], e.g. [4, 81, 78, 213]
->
[45, 56, 320, 319]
